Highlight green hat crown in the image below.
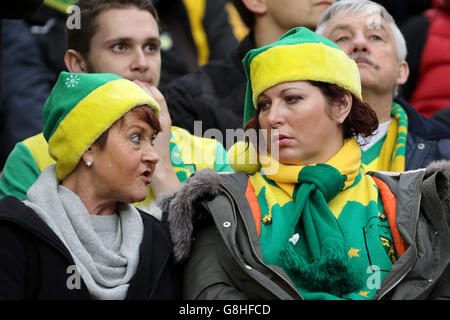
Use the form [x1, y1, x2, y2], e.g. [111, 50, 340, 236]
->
[43, 71, 161, 180]
[43, 72, 124, 141]
[242, 27, 361, 126]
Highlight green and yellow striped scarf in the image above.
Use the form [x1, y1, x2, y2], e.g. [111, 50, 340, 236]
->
[361, 102, 408, 172]
[248, 139, 396, 299]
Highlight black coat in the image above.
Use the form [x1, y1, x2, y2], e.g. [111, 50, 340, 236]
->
[400, 98, 450, 170]
[0, 196, 181, 300]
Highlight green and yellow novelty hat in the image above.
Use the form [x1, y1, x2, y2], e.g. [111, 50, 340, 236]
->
[43, 72, 161, 180]
[242, 27, 362, 126]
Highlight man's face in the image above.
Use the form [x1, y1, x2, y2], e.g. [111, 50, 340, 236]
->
[85, 7, 161, 86]
[319, 11, 407, 95]
[265, 0, 336, 31]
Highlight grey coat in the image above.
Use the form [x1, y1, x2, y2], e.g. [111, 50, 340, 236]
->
[161, 161, 450, 300]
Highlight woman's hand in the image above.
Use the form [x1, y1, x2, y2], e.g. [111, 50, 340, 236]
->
[133, 80, 181, 196]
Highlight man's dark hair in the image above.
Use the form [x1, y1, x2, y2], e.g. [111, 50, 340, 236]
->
[67, 0, 159, 57]
[231, 0, 254, 30]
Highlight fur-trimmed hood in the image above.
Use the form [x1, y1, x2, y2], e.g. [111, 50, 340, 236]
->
[425, 160, 450, 217]
[158, 169, 223, 262]
[160, 161, 450, 263]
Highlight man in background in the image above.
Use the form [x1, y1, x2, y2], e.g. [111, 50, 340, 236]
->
[316, 0, 450, 171]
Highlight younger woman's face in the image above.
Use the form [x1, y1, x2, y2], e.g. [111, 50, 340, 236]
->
[257, 81, 344, 165]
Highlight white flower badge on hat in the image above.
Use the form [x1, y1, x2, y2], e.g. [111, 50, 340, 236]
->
[65, 74, 80, 88]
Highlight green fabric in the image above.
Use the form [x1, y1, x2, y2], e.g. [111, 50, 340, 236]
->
[168, 140, 231, 182]
[43, 72, 122, 141]
[298, 197, 395, 300]
[361, 102, 408, 172]
[169, 134, 190, 182]
[0, 142, 40, 201]
[391, 102, 408, 160]
[168, 133, 232, 183]
[261, 164, 363, 295]
[250, 140, 397, 299]
[213, 141, 234, 173]
[255, 167, 396, 299]
[241, 27, 356, 126]
[44, 0, 77, 13]
[361, 134, 386, 166]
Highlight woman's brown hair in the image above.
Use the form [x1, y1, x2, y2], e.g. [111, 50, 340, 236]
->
[95, 105, 161, 149]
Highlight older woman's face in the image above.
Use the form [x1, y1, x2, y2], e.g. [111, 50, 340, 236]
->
[89, 110, 159, 203]
[257, 81, 343, 165]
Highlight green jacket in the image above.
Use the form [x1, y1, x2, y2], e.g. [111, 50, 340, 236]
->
[162, 162, 450, 300]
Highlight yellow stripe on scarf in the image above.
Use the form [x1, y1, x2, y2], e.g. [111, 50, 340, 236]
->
[250, 138, 365, 219]
[361, 103, 408, 173]
[260, 138, 361, 190]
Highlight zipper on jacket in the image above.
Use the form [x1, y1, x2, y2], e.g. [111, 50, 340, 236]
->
[375, 182, 422, 300]
[220, 183, 303, 300]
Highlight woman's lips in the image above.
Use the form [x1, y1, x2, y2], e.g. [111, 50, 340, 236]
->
[140, 170, 152, 184]
[273, 134, 293, 146]
[315, 1, 333, 7]
[142, 176, 152, 184]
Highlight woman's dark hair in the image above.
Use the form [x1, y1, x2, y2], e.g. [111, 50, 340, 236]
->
[244, 81, 378, 149]
[309, 81, 378, 139]
[95, 105, 161, 149]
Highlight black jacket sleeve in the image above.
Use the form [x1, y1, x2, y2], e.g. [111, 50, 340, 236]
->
[0, 222, 29, 299]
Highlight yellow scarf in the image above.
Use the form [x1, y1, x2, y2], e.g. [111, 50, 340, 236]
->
[361, 103, 408, 172]
[248, 138, 395, 299]
[254, 138, 361, 218]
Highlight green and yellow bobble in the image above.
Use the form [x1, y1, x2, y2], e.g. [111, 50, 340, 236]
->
[43, 72, 161, 180]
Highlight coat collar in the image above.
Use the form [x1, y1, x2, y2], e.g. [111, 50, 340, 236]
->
[159, 169, 222, 262]
[395, 97, 450, 139]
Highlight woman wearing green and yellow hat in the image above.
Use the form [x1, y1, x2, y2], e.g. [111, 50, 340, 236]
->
[162, 27, 450, 300]
[0, 72, 181, 299]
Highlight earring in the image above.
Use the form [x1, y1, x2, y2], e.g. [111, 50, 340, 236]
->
[85, 160, 93, 167]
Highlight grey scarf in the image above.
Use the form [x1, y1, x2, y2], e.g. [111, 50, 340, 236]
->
[24, 165, 143, 300]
